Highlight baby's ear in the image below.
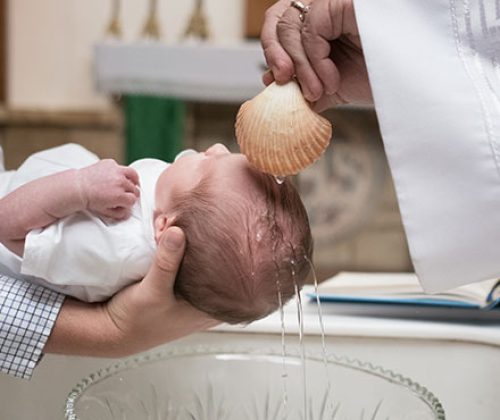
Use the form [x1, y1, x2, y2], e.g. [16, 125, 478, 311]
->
[153, 214, 168, 244]
[153, 213, 178, 244]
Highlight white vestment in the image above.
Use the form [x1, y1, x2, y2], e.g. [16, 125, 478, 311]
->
[354, 0, 500, 292]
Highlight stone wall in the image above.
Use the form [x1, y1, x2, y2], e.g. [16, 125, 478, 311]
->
[0, 107, 124, 169]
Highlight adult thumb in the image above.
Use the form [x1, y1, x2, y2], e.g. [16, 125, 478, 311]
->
[145, 226, 186, 291]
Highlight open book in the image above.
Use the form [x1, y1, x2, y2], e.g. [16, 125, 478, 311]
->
[310, 272, 500, 310]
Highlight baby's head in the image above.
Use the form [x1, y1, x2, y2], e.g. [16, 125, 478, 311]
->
[154, 144, 313, 324]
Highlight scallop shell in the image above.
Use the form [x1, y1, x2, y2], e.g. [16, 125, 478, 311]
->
[235, 81, 332, 176]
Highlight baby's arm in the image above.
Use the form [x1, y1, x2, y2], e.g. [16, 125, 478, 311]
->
[0, 159, 139, 256]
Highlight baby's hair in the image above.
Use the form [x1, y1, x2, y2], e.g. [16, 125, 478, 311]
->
[171, 170, 313, 324]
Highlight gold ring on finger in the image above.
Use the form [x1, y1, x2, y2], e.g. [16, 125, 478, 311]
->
[290, 0, 310, 22]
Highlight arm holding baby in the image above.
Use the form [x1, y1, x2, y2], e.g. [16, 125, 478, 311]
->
[44, 226, 218, 357]
[0, 154, 215, 363]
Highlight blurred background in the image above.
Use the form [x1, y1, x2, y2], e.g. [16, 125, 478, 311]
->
[0, 0, 412, 281]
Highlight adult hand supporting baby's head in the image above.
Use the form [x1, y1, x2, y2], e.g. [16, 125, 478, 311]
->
[44, 227, 218, 357]
[104, 226, 219, 355]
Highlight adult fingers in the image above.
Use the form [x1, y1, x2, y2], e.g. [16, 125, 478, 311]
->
[261, 0, 295, 84]
[312, 92, 347, 112]
[262, 69, 275, 86]
[277, 3, 323, 101]
[144, 227, 186, 292]
[302, 0, 359, 96]
[175, 299, 221, 330]
[301, 0, 341, 96]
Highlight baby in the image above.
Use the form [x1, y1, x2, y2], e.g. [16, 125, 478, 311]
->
[0, 143, 313, 324]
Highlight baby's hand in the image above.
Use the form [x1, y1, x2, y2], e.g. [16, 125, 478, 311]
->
[78, 159, 140, 220]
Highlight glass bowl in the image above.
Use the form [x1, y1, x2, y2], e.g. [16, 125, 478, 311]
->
[65, 345, 445, 420]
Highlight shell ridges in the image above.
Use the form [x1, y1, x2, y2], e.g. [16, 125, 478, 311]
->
[235, 81, 333, 176]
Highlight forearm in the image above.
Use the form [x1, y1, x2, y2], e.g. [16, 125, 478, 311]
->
[44, 298, 210, 358]
[43, 298, 126, 358]
[0, 169, 85, 253]
[45, 294, 216, 359]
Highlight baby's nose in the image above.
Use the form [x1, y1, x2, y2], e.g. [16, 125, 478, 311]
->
[205, 143, 230, 156]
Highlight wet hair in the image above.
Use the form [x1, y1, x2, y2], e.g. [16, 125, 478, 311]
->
[171, 169, 313, 325]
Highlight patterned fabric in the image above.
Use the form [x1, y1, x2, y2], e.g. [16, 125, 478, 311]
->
[0, 274, 64, 379]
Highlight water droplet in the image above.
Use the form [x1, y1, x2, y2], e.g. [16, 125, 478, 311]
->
[274, 176, 286, 185]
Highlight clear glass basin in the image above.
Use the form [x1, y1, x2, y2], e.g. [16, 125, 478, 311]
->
[65, 345, 445, 420]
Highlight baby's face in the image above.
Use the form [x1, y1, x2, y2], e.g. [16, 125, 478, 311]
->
[155, 143, 259, 215]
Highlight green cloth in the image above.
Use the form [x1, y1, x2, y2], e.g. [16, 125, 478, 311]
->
[124, 95, 185, 164]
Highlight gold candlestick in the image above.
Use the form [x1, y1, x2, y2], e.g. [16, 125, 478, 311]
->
[141, 0, 161, 39]
[183, 0, 210, 40]
[106, 0, 122, 38]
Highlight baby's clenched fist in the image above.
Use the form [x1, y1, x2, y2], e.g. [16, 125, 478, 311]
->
[78, 159, 140, 220]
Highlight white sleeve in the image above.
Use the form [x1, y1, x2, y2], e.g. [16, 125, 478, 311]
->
[20, 212, 152, 302]
[354, 0, 500, 292]
[7, 143, 99, 192]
